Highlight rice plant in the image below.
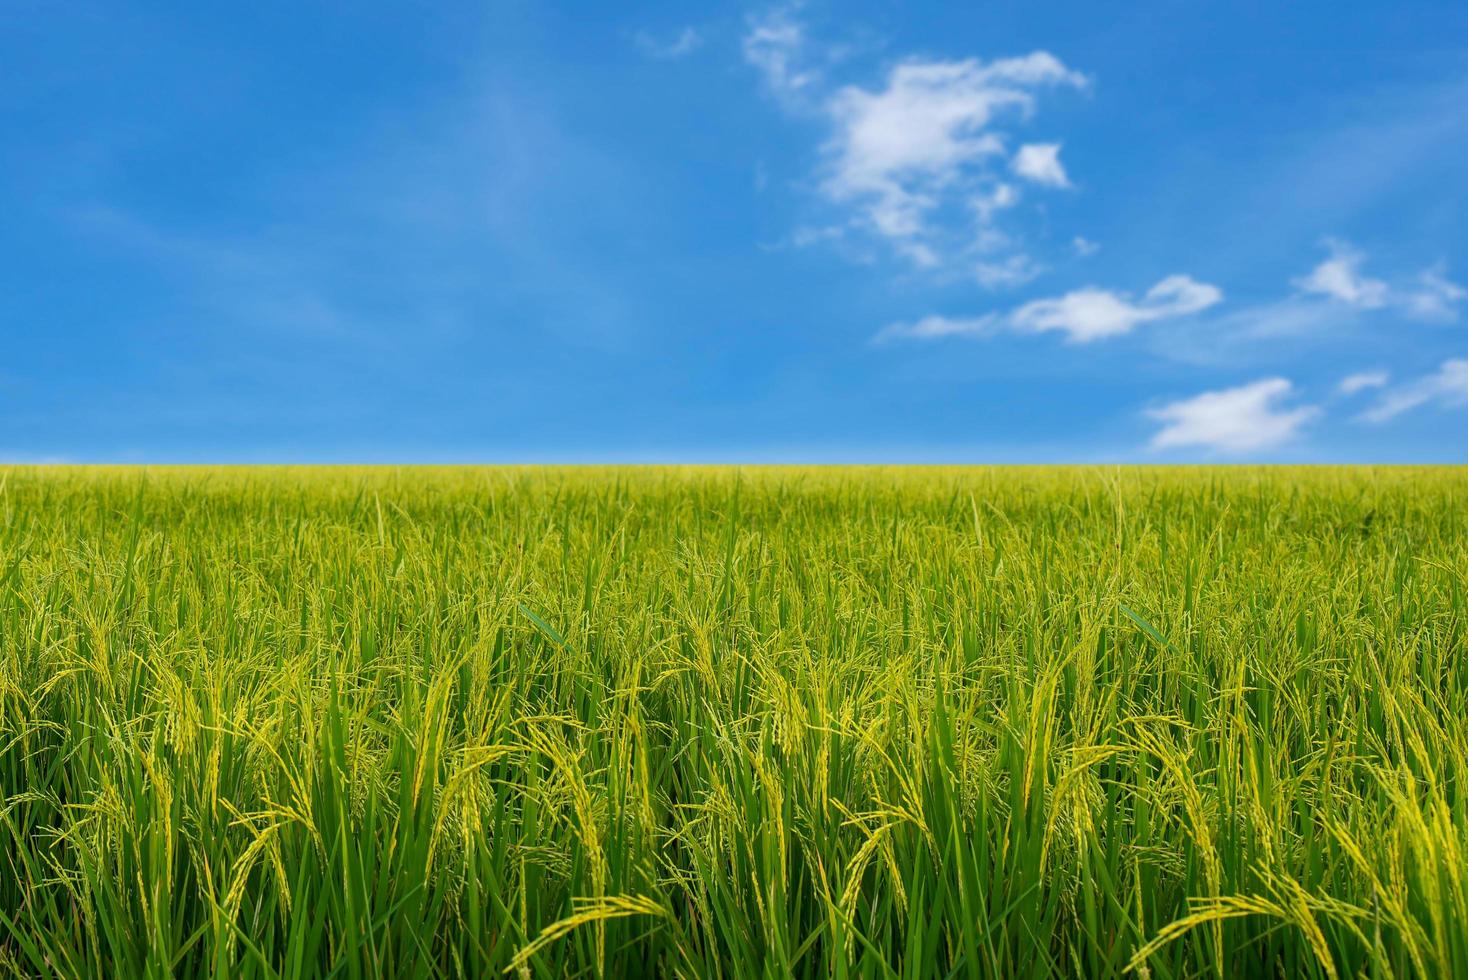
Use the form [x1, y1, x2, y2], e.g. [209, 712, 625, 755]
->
[0, 465, 1464, 978]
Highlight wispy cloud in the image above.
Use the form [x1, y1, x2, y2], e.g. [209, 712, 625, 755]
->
[1401, 266, 1468, 321]
[873, 314, 998, 342]
[1293, 238, 1464, 321]
[974, 254, 1043, 289]
[1337, 370, 1389, 395]
[1197, 296, 1356, 346]
[634, 26, 703, 60]
[1150, 239, 1466, 366]
[743, 8, 1086, 282]
[822, 54, 1085, 262]
[1360, 359, 1468, 422]
[742, 6, 818, 102]
[1011, 275, 1220, 342]
[878, 273, 1220, 344]
[1293, 238, 1388, 308]
[69, 205, 357, 340]
[1148, 378, 1318, 453]
[65, 72, 648, 361]
[874, 274, 1221, 346]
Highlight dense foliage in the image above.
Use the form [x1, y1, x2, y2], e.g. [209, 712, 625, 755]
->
[1, 466, 1465, 978]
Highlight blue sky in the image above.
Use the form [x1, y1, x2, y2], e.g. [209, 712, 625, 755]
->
[3, 1, 1467, 462]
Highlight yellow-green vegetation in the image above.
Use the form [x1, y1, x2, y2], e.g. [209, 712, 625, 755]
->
[1, 466, 1466, 979]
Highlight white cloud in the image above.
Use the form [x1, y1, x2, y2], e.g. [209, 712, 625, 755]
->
[820, 52, 1086, 264]
[974, 254, 1042, 288]
[1291, 239, 1464, 322]
[743, 7, 817, 101]
[1171, 242, 1468, 360]
[880, 272, 1220, 344]
[1148, 378, 1319, 453]
[895, 239, 941, 267]
[1400, 266, 1467, 321]
[1337, 370, 1389, 395]
[874, 313, 997, 343]
[1206, 296, 1355, 342]
[634, 26, 703, 59]
[1011, 142, 1070, 187]
[1293, 238, 1389, 308]
[970, 182, 1019, 223]
[1072, 236, 1099, 257]
[1360, 359, 1468, 422]
[743, 8, 1088, 281]
[1010, 274, 1222, 342]
[789, 224, 847, 248]
[1142, 245, 1464, 366]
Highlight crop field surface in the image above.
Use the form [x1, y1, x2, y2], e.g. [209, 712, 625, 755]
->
[0, 465, 1465, 979]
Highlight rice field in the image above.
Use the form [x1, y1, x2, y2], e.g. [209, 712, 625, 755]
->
[0, 465, 1465, 979]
